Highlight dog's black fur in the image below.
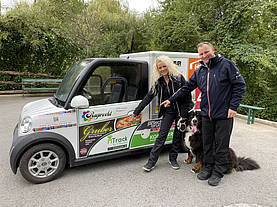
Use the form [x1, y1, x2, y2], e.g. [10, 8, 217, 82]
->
[227, 148, 260, 173]
[184, 111, 260, 173]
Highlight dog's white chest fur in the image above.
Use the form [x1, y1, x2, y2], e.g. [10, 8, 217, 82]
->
[185, 131, 193, 151]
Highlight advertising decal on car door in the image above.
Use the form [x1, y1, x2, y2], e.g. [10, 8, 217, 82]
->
[130, 119, 174, 149]
[78, 102, 142, 157]
[79, 120, 115, 156]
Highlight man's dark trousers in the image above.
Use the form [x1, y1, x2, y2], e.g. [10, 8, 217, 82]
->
[202, 117, 234, 177]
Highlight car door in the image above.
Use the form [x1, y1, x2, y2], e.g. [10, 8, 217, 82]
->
[76, 62, 149, 158]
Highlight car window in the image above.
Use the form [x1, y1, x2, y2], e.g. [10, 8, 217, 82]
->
[83, 63, 147, 106]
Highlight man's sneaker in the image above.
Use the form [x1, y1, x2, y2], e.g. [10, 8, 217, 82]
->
[197, 170, 212, 180]
[143, 162, 155, 172]
[208, 175, 221, 186]
[169, 160, 180, 170]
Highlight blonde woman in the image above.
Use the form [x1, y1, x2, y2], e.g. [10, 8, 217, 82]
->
[132, 56, 193, 171]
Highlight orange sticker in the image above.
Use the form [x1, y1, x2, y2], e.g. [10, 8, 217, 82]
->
[188, 58, 201, 79]
[188, 58, 201, 111]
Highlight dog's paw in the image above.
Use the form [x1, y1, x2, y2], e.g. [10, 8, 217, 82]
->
[184, 159, 192, 164]
[191, 166, 200, 173]
[185, 153, 193, 164]
[191, 168, 197, 174]
[192, 162, 202, 173]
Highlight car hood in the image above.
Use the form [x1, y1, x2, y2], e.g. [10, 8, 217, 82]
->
[21, 98, 64, 118]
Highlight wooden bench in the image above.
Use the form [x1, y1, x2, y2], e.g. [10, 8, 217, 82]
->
[22, 79, 63, 97]
[239, 104, 265, 124]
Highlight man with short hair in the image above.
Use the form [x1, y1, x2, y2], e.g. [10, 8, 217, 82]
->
[161, 42, 246, 186]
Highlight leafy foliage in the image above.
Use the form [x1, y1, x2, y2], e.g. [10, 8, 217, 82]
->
[0, 1, 80, 75]
[151, 0, 202, 51]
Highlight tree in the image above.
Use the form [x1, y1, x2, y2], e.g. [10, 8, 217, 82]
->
[49, 0, 150, 57]
[151, 0, 202, 51]
[0, 0, 80, 75]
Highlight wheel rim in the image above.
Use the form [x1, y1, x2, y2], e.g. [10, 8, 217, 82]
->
[28, 150, 59, 178]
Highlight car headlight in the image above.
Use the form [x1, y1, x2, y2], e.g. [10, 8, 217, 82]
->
[20, 117, 32, 133]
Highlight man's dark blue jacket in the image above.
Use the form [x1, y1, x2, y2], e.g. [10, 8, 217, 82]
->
[169, 54, 246, 119]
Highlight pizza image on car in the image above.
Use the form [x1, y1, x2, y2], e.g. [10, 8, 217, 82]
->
[116, 114, 142, 129]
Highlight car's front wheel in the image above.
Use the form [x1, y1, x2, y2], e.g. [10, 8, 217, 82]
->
[19, 143, 66, 184]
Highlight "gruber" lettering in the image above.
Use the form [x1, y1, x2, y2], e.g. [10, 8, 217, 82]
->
[80, 122, 113, 142]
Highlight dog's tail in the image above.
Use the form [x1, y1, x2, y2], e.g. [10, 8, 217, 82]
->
[236, 157, 260, 171]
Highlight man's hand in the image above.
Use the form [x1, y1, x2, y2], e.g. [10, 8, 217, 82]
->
[228, 109, 237, 118]
[160, 100, 171, 107]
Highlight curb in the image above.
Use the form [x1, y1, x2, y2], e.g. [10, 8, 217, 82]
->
[236, 113, 277, 128]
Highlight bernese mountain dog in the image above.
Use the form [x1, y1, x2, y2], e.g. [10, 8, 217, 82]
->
[184, 111, 260, 174]
[183, 111, 203, 173]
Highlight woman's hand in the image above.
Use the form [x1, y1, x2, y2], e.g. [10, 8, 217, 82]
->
[127, 114, 134, 123]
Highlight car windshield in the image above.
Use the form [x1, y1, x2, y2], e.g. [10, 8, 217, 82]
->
[55, 59, 93, 103]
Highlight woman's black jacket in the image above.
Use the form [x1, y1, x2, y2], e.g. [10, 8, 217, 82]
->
[133, 74, 193, 118]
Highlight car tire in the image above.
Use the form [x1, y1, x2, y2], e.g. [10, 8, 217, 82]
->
[19, 143, 66, 184]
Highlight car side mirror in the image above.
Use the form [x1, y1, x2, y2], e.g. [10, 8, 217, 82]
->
[71, 95, 89, 109]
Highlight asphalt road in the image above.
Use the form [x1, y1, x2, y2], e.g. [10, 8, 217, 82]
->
[0, 95, 276, 207]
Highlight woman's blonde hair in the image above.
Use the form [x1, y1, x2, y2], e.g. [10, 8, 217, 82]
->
[151, 55, 182, 90]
